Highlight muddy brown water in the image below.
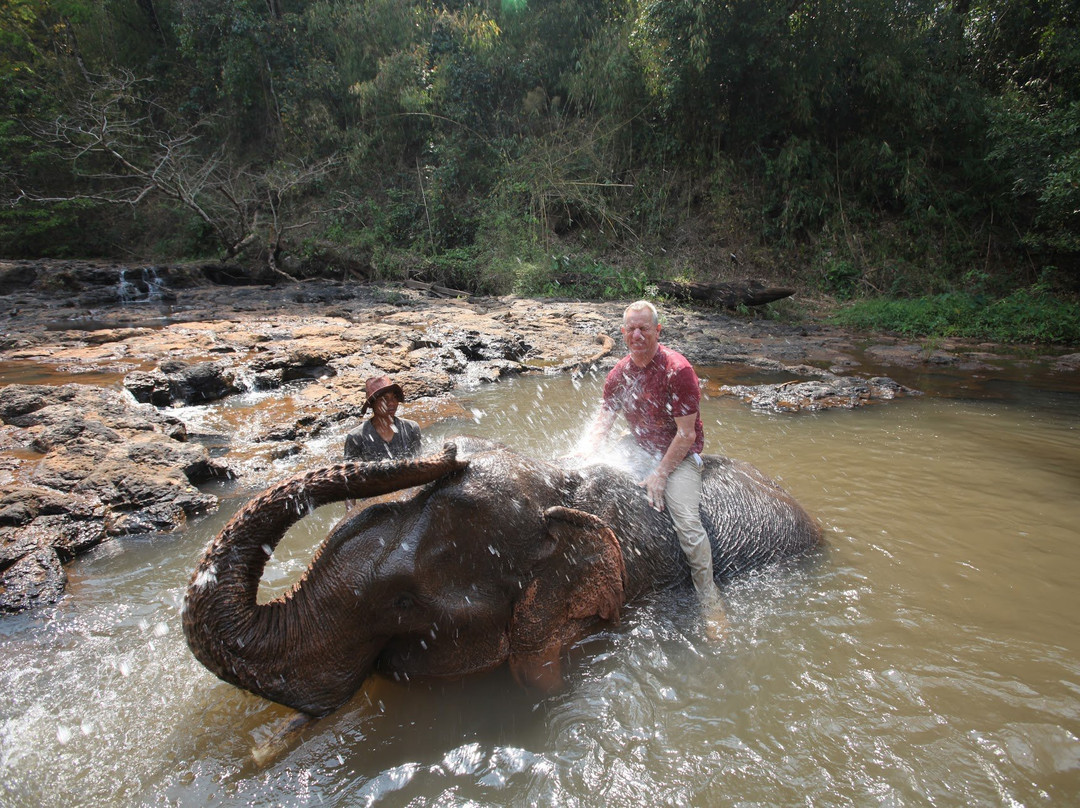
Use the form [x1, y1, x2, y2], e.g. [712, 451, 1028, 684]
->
[2, 362, 1079, 806]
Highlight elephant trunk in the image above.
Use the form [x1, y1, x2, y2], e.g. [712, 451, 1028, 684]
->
[182, 445, 467, 716]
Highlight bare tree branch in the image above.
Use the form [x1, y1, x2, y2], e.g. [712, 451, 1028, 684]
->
[11, 70, 340, 276]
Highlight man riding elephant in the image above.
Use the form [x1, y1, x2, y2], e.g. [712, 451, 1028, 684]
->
[577, 300, 728, 640]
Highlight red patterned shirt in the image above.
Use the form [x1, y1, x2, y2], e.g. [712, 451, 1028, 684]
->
[601, 344, 704, 457]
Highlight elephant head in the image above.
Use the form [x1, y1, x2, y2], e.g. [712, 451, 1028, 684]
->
[182, 440, 627, 717]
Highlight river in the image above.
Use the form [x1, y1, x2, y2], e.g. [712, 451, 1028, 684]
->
[2, 363, 1079, 806]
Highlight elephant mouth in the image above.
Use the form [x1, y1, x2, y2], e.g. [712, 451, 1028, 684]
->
[376, 620, 512, 681]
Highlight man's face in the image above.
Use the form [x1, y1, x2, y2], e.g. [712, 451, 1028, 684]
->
[374, 392, 400, 418]
[622, 308, 661, 367]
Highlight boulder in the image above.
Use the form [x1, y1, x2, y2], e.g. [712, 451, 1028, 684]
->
[124, 360, 241, 406]
[0, 547, 67, 613]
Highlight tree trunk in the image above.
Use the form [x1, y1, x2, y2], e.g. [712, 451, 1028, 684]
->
[655, 279, 795, 308]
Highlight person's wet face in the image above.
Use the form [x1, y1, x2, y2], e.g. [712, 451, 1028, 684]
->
[622, 307, 661, 367]
[373, 391, 401, 418]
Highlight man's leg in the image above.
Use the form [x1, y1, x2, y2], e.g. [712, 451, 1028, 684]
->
[664, 456, 727, 639]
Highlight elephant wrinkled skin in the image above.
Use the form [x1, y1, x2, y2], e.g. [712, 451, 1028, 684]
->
[182, 437, 821, 717]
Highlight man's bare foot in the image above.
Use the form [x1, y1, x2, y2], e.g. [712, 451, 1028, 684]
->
[703, 604, 730, 643]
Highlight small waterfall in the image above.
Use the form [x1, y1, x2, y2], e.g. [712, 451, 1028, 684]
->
[117, 267, 168, 304]
[117, 268, 140, 304]
[142, 267, 167, 302]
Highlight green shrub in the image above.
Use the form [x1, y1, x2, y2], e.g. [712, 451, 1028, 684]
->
[822, 258, 861, 300]
[831, 289, 1080, 344]
[523, 255, 653, 300]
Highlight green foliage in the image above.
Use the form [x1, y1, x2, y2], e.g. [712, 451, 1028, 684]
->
[519, 254, 653, 300]
[0, 198, 104, 257]
[831, 289, 1080, 344]
[820, 257, 862, 301]
[987, 96, 1080, 255]
[424, 246, 483, 291]
[1, 0, 1077, 309]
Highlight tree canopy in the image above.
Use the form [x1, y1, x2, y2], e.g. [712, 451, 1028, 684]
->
[1, 0, 1077, 299]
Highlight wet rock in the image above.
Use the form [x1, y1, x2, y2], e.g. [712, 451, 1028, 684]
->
[0, 547, 66, 613]
[0, 386, 51, 419]
[0, 501, 35, 527]
[31, 445, 106, 491]
[71, 438, 224, 535]
[0, 383, 232, 611]
[1, 512, 106, 561]
[125, 360, 241, 406]
[30, 415, 122, 452]
[1054, 353, 1080, 371]
[863, 342, 995, 371]
[0, 524, 39, 566]
[269, 442, 303, 461]
[0, 384, 187, 438]
[0, 485, 102, 526]
[436, 327, 530, 362]
[719, 375, 920, 412]
[105, 502, 192, 536]
[248, 349, 340, 389]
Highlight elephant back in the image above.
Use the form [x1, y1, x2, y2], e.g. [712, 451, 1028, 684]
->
[699, 455, 821, 579]
[570, 464, 689, 597]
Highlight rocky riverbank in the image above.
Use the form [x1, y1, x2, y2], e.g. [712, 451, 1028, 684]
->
[1, 259, 1076, 613]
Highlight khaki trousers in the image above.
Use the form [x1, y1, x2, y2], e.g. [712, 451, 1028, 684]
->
[614, 438, 722, 611]
[664, 454, 723, 611]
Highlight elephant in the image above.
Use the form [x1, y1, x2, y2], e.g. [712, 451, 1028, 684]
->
[182, 437, 821, 718]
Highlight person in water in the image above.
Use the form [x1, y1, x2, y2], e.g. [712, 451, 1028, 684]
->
[344, 375, 422, 461]
[577, 300, 728, 641]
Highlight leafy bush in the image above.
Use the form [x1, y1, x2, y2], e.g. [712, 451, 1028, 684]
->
[517, 254, 653, 300]
[821, 258, 862, 300]
[830, 289, 1080, 344]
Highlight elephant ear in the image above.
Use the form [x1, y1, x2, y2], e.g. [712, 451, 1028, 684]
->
[509, 506, 626, 692]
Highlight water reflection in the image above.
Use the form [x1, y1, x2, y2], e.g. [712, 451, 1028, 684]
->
[2, 370, 1080, 806]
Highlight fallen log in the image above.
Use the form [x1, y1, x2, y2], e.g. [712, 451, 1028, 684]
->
[403, 279, 471, 299]
[656, 279, 794, 308]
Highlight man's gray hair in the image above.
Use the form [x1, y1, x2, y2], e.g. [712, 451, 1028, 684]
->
[624, 300, 659, 327]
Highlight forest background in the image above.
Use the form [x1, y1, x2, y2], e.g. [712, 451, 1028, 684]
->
[2, 0, 1078, 343]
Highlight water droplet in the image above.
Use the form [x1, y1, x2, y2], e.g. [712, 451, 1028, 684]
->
[57, 725, 72, 745]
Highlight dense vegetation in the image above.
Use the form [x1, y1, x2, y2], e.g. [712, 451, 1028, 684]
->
[2, 0, 1078, 341]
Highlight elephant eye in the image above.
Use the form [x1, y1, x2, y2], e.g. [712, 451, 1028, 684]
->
[392, 593, 415, 610]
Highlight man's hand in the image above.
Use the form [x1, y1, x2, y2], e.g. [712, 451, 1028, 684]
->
[642, 411, 698, 511]
[569, 407, 617, 464]
[640, 470, 668, 511]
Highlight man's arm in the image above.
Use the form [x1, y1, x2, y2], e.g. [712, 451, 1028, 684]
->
[344, 430, 362, 460]
[641, 412, 698, 510]
[575, 407, 618, 457]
